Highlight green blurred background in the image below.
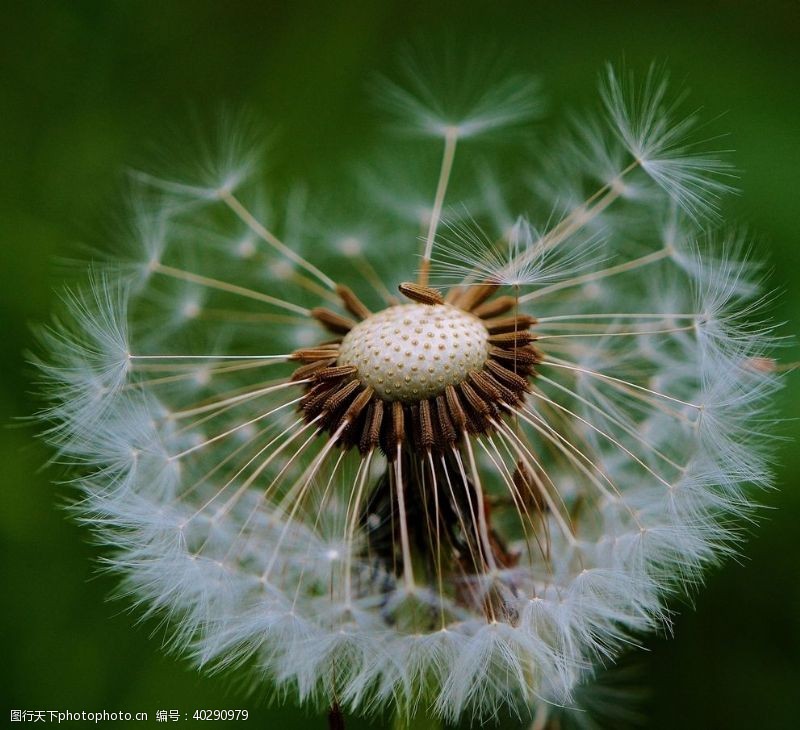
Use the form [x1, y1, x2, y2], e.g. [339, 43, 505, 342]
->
[1, 1, 798, 728]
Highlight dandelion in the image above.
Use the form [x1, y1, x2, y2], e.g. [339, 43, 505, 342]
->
[36, 59, 780, 727]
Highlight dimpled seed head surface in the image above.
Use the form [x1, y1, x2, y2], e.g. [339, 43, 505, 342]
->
[338, 303, 490, 402]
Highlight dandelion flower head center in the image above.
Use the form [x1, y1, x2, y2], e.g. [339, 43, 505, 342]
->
[337, 303, 489, 401]
[294, 283, 538, 454]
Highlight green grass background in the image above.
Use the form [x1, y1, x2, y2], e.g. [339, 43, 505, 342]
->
[1, 1, 798, 728]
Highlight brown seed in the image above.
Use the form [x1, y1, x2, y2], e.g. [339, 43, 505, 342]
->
[311, 307, 357, 335]
[290, 358, 336, 381]
[472, 295, 517, 319]
[445, 384, 467, 430]
[457, 382, 492, 433]
[323, 379, 361, 412]
[292, 346, 341, 362]
[313, 365, 359, 381]
[359, 399, 384, 454]
[302, 381, 340, 414]
[488, 331, 537, 346]
[398, 281, 445, 306]
[483, 314, 538, 334]
[444, 285, 464, 304]
[489, 345, 541, 365]
[484, 359, 530, 391]
[459, 381, 491, 416]
[336, 284, 372, 320]
[419, 399, 435, 449]
[484, 371, 520, 404]
[455, 283, 499, 312]
[468, 371, 506, 403]
[342, 387, 374, 424]
[391, 401, 405, 444]
[435, 394, 457, 445]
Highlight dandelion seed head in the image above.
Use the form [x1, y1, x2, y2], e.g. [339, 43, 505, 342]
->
[35, 55, 782, 724]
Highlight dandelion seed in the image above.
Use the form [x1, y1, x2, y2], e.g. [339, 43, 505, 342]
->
[35, 58, 781, 727]
[600, 63, 737, 218]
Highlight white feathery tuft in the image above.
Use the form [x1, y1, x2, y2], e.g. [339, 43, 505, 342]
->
[376, 44, 544, 140]
[600, 63, 736, 218]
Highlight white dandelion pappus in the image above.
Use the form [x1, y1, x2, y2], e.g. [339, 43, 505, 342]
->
[36, 59, 780, 726]
[430, 214, 603, 291]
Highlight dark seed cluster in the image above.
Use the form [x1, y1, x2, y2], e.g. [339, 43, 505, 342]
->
[290, 282, 541, 456]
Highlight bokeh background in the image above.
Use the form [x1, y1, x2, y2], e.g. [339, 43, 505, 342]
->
[1, 1, 798, 728]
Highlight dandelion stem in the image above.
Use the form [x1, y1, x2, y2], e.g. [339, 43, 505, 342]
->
[493, 160, 641, 283]
[419, 127, 458, 286]
[477, 437, 541, 566]
[535, 323, 697, 339]
[518, 247, 671, 303]
[343, 451, 373, 605]
[536, 312, 698, 322]
[130, 353, 293, 361]
[525, 388, 673, 488]
[462, 437, 498, 572]
[440, 453, 486, 583]
[150, 262, 311, 315]
[219, 190, 336, 290]
[196, 309, 310, 325]
[494, 420, 578, 545]
[537, 373, 682, 470]
[169, 379, 305, 420]
[353, 253, 396, 304]
[170, 395, 305, 459]
[394, 446, 416, 590]
[540, 356, 702, 409]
